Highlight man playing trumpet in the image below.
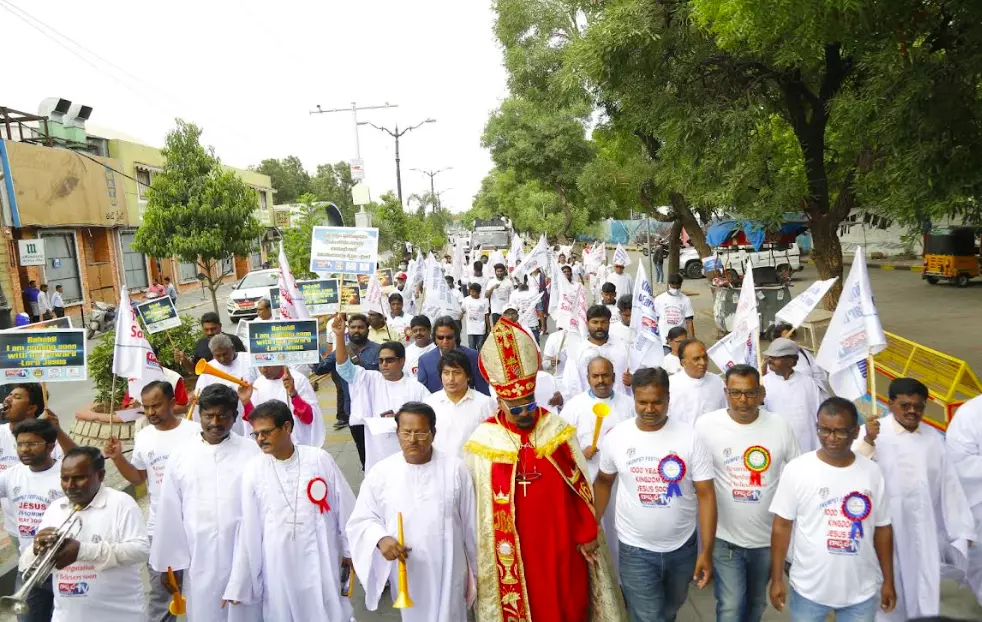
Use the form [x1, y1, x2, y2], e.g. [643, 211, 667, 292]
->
[21, 446, 149, 621]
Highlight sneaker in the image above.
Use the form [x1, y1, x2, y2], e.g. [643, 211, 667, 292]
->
[333, 420, 349, 430]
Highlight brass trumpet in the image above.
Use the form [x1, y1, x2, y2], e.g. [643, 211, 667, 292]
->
[392, 512, 414, 609]
[0, 505, 83, 615]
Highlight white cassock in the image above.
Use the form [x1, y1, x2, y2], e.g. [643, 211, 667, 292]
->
[944, 395, 982, 603]
[250, 373, 326, 448]
[489, 371, 563, 416]
[762, 371, 828, 453]
[192, 355, 258, 437]
[793, 347, 827, 389]
[604, 270, 633, 300]
[425, 389, 497, 458]
[224, 446, 356, 621]
[341, 362, 432, 473]
[561, 389, 634, 569]
[564, 339, 630, 398]
[346, 449, 478, 621]
[150, 433, 262, 622]
[855, 416, 976, 620]
[667, 371, 727, 426]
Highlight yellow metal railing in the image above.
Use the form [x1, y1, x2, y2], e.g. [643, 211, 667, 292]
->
[872, 331, 982, 431]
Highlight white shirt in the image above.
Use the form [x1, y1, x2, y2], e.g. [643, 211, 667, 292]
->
[387, 313, 413, 343]
[405, 342, 437, 378]
[762, 371, 828, 453]
[0, 422, 64, 538]
[130, 419, 202, 536]
[769, 452, 891, 608]
[485, 277, 513, 315]
[565, 339, 630, 397]
[192, 355, 258, 437]
[542, 330, 580, 378]
[562, 390, 634, 479]
[662, 353, 682, 375]
[695, 408, 800, 548]
[22, 487, 149, 622]
[0, 461, 63, 553]
[599, 417, 713, 553]
[426, 389, 496, 458]
[605, 271, 633, 301]
[51, 291, 65, 308]
[251, 372, 326, 448]
[37, 291, 52, 314]
[653, 291, 694, 346]
[667, 371, 727, 426]
[509, 290, 541, 330]
[462, 296, 490, 335]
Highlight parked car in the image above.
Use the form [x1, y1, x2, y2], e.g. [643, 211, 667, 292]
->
[706, 243, 803, 281]
[226, 269, 279, 321]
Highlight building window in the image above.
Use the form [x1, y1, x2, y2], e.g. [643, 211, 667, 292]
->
[249, 249, 263, 270]
[259, 190, 268, 210]
[220, 255, 235, 276]
[119, 230, 149, 290]
[136, 169, 152, 201]
[39, 232, 83, 304]
[179, 260, 199, 283]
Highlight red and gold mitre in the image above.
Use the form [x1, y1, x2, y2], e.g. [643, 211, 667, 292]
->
[478, 317, 540, 400]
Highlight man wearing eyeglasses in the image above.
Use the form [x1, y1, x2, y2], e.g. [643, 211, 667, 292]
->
[333, 314, 431, 474]
[347, 401, 479, 620]
[224, 400, 355, 621]
[852, 378, 975, 621]
[150, 384, 262, 622]
[695, 365, 799, 622]
[762, 338, 828, 453]
[769, 397, 896, 621]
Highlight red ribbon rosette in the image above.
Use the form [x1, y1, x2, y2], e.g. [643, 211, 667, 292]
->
[742, 446, 772, 487]
[307, 477, 331, 514]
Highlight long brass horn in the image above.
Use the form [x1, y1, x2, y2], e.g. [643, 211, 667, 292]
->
[194, 359, 251, 388]
[392, 512, 414, 609]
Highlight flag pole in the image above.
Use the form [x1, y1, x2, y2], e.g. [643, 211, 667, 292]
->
[754, 330, 763, 371]
[868, 352, 877, 421]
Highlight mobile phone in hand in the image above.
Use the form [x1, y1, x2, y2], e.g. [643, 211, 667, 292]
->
[340, 562, 353, 597]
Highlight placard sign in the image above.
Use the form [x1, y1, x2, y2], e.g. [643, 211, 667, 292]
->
[339, 281, 363, 313]
[297, 279, 340, 316]
[247, 320, 319, 367]
[135, 296, 181, 333]
[268, 287, 280, 310]
[0, 329, 86, 383]
[15, 317, 72, 330]
[309, 226, 379, 275]
[376, 268, 394, 288]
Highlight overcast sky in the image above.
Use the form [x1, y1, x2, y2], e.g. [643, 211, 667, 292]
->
[2, 0, 508, 214]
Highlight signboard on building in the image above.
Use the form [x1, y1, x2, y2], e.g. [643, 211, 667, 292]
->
[0, 328, 87, 383]
[246, 320, 319, 367]
[273, 209, 292, 228]
[309, 226, 379, 275]
[349, 159, 365, 181]
[18, 240, 45, 266]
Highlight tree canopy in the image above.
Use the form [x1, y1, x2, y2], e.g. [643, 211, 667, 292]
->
[253, 155, 311, 204]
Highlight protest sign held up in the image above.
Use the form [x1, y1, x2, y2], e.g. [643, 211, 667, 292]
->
[247, 320, 320, 367]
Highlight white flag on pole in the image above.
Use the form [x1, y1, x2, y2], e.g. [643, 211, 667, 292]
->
[551, 255, 587, 338]
[512, 235, 549, 282]
[628, 262, 663, 371]
[612, 243, 631, 267]
[816, 247, 886, 401]
[277, 241, 310, 320]
[113, 288, 166, 399]
[707, 331, 748, 373]
[775, 277, 839, 329]
[508, 234, 525, 269]
[730, 260, 760, 368]
[365, 274, 388, 316]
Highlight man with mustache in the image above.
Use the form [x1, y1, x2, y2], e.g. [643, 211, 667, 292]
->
[564, 305, 630, 397]
[151, 385, 262, 622]
[191, 334, 258, 437]
[238, 365, 325, 449]
[224, 400, 355, 621]
[463, 317, 624, 622]
[667, 338, 727, 427]
[104, 381, 201, 622]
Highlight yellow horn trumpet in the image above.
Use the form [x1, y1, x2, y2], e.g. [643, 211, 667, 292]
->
[194, 359, 251, 388]
[590, 402, 611, 452]
[392, 512, 414, 609]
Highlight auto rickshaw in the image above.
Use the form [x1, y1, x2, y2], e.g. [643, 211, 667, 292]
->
[922, 226, 980, 287]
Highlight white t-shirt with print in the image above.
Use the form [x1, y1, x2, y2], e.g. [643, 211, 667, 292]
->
[404, 342, 437, 377]
[387, 313, 413, 343]
[599, 417, 713, 553]
[695, 408, 800, 548]
[130, 419, 202, 536]
[769, 451, 891, 608]
[0, 422, 63, 538]
[485, 277, 513, 315]
[462, 296, 490, 336]
[0, 461, 63, 553]
[653, 291, 695, 346]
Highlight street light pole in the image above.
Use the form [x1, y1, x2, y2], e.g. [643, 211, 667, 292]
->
[411, 167, 452, 212]
[359, 118, 435, 206]
[309, 101, 398, 160]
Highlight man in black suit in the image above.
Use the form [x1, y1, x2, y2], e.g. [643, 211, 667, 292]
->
[416, 316, 490, 396]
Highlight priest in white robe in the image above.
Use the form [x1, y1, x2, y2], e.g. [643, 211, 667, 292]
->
[854, 378, 976, 621]
[242, 365, 325, 448]
[347, 401, 478, 621]
[192, 334, 258, 437]
[946, 395, 982, 603]
[223, 400, 356, 621]
[333, 314, 432, 473]
[561, 356, 634, 568]
[667, 339, 726, 426]
[151, 384, 262, 622]
[762, 338, 828, 453]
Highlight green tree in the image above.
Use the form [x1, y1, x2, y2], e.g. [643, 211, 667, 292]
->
[370, 192, 410, 260]
[311, 162, 357, 226]
[278, 193, 324, 281]
[136, 120, 265, 315]
[253, 155, 311, 204]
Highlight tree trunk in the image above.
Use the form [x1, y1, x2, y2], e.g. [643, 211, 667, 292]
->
[666, 220, 684, 281]
[809, 212, 845, 310]
[554, 184, 574, 242]
[209, 284, 221, 316]
[669, 193, 712, 259]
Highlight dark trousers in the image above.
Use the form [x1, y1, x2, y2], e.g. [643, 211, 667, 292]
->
[14, 573, 53, 622]
[332, 370, 348, 423]
[468, 334, 486, 350]
[350, 424, 366, 469]
[491, 313, 501, 328]
[53, 307, 65, 318]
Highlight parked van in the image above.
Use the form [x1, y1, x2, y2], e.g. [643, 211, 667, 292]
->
[706, 243, 802, 281]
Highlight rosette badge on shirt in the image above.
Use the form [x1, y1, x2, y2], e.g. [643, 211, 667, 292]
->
[307, 477, 330, 514]
[841, 491, 872, 541]
[658, 454, 687, 499]
[742, 445, 771, 487]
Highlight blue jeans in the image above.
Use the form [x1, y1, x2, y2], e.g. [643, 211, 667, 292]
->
[468, 334, 485, 350]
[789, 588, 878, 622]
[619, 534, 697, 622]
[13, 573, 53, 622]
[712, 539, 770, 622]
[655, 263, 664, 283]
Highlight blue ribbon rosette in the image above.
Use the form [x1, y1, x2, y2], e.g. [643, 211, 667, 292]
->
[658, 455, 687, 499]
[841, 491, 872, 540]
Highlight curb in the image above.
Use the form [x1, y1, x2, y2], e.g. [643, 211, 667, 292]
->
[804, 258, 921, 272]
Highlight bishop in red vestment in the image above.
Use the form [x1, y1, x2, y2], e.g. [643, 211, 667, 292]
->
[464, 317, 624, 622]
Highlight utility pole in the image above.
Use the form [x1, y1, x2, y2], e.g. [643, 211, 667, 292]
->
[359, 118, 435, 206]
[412, 167, 452, 212]
[309, 101, 398, 160]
